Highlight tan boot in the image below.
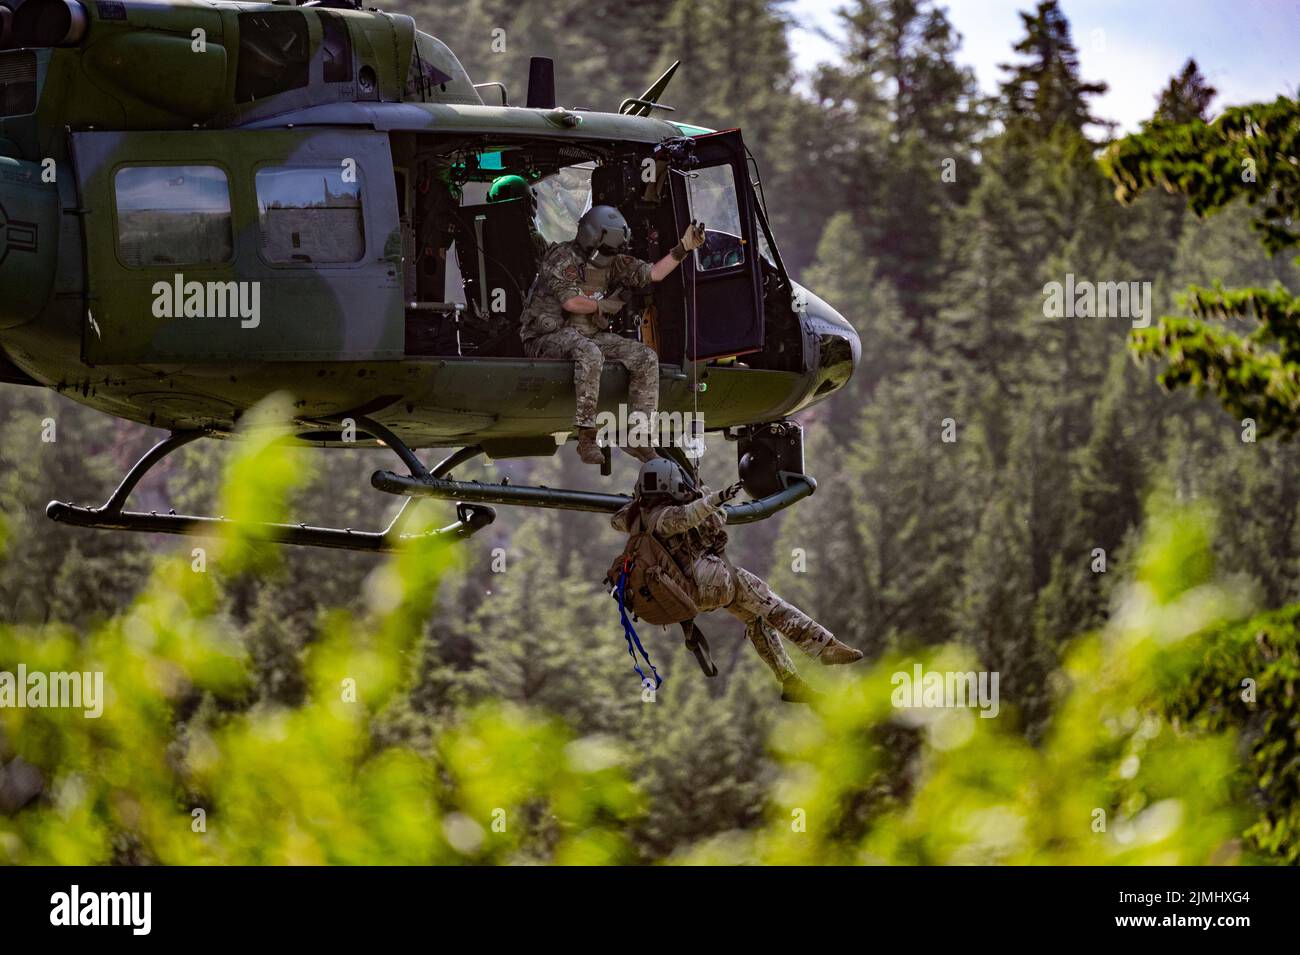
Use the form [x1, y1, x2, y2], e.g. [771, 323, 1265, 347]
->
[818, 638, 863, 665]
[575, 427, 604, 466]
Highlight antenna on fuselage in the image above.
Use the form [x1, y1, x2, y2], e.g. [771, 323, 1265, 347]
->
[526, 56, 556, 110]
[619, 61, 680, 117]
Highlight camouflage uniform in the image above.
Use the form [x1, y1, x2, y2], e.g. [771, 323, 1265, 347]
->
[611, 488, 834, 682]
[530, 229, 550, 263]
[521, 239, 658, 429]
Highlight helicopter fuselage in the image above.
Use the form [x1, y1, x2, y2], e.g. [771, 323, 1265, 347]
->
[0, 0, 859, 455]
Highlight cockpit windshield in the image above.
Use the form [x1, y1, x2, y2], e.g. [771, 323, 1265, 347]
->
[528, 156, 779, 273]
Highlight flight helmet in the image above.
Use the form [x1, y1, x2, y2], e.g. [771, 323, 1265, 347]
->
[576, 204, 630, 267]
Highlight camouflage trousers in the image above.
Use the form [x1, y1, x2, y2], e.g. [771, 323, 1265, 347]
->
[691, 557, 834, 681]
[524, 327, 659, 430]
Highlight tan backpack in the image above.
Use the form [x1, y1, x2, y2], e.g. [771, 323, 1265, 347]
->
[607, 509, 700, 626]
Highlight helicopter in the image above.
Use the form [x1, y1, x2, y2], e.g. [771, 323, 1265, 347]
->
[0, 0, 861, 553]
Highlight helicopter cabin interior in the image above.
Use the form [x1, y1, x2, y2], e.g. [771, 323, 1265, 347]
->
[386, 129, 804, 373]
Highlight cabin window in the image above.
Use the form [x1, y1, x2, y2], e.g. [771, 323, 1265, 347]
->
[686, 163, 745, 272]
[114, 165, 233, 268]
[255, 165, 366, 264]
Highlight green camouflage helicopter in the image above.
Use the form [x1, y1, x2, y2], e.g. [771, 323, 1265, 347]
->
[0, 0, 860, 552]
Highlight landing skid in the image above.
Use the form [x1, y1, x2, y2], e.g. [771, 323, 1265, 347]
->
[46, 416, 817, 552]
[46, 422, 496, 553]
[372, 453, 817, 524]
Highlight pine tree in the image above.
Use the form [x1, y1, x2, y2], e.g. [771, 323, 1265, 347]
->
[840, 365, 986, 649]
[466, 513, 648, 731]
[626, 670, 772, 860]
[998, 0, 1110, 140]
[956, 405, 1059, 730]
[801, 213, 909, 437]
[1153, 58, 1217, 125]
[1104, 95, 1300, 436]
[811, 0, 983, 334]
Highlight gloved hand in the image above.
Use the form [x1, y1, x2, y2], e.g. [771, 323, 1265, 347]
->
[680, 220, 706, 252]
[596, 297, 625, 315]
[717, 481, 745, 503]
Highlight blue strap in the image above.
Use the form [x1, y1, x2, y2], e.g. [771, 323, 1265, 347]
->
[616, 568, 662, 689]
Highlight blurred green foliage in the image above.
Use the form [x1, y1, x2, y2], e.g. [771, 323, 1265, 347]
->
[0, 399, 1281, 865]
[1158, 604, 1300, 864]
[0, 398, 638, 865]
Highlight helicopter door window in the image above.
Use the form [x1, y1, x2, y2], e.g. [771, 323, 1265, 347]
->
[255, 165, 366, 264]
[113, 165, 233, 268]
[685, 164, 745, 272]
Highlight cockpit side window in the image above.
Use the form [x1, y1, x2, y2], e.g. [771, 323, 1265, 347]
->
[319, 12, 353, 85]
[686, 163, 745, 272]
[255, 164, 366, 264]
[235, 12, 310, 104]
[114, 165, 233, 268]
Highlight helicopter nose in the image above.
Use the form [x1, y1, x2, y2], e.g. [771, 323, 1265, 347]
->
[793, 283, 860, 405]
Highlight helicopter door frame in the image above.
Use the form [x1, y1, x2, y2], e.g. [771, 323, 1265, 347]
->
[71, 129, 403, 364]
[669, 129, 764, 362]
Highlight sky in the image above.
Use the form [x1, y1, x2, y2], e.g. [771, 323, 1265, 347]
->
[786, 0, 1300, 130]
